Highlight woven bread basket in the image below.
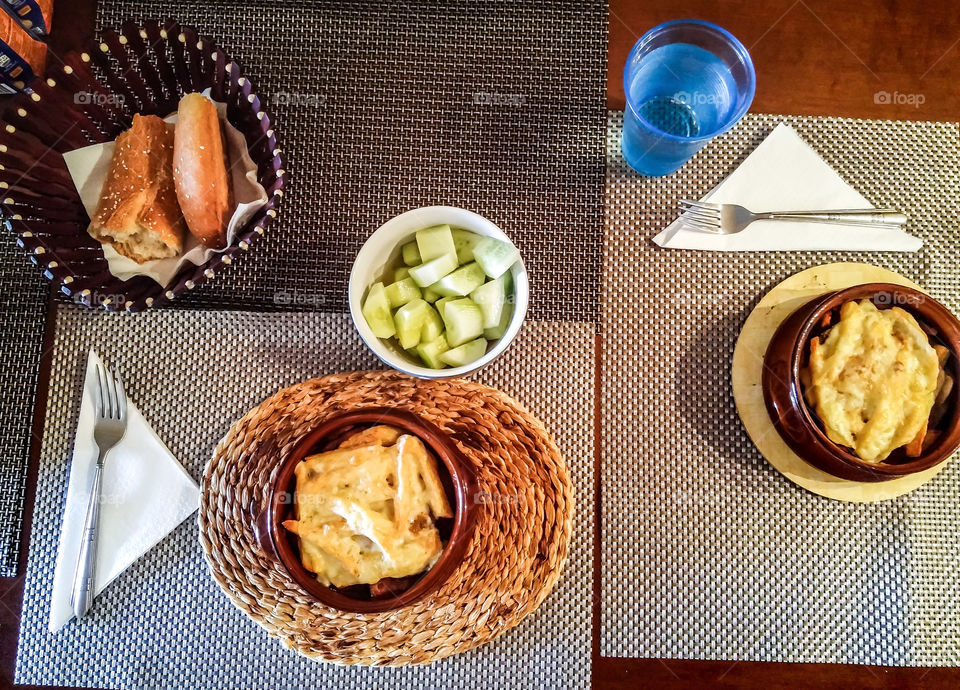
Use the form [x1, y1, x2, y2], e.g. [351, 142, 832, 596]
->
[0, 18, 285, 311]
[199, 371, 574, 665]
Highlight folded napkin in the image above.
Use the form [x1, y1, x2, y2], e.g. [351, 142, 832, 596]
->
[49, 350, 199, 631]
[653, 122, 923, 252]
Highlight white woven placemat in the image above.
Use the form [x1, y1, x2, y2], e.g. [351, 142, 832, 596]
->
[16, 306, 594, 688]
[602, 111, 960, 664]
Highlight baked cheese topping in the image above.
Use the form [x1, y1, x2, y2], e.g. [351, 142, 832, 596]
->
[807, 300, 940, 462]
[282, 425, 453, 588]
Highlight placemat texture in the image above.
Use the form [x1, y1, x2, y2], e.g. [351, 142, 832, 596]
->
[602, 112, 960, 665]
[16, 306, 594, 688]
[94, 0, 606, 322]
[0, 232, 48, 577]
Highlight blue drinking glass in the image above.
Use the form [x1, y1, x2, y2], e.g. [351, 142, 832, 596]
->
[622, 19, 756, 176]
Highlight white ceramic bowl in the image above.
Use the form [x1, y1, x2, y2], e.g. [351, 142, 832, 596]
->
[349, 206, 529, 379]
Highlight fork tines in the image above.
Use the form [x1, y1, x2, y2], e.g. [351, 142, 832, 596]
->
[678, 199, 721, 233]
[93, 359, 127, 421]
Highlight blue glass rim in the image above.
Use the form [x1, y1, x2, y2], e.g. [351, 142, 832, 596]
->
[623, 18, 757, 143]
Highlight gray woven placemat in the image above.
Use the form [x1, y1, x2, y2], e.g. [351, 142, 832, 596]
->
[602, 112, 960, 665]
[0, 232, 48, 577]
[16, 306, 593, 688]
[93, 0, 605, 322]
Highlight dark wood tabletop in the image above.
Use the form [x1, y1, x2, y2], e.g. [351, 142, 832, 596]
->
[2, 1, 959, 688]
[609, 0, 960, 122]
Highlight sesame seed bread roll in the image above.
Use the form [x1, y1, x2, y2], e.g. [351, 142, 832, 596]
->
[88, 114, 186, 263]
[173, 93, 231, 249]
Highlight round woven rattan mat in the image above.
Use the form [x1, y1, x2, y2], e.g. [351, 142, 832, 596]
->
[199, 370, 573, 665]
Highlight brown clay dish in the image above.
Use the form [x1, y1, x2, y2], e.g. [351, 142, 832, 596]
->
[254, 407, 478, 613]
[763, 283, 960, 482]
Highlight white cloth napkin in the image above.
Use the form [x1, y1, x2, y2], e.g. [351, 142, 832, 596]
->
[653, 122, 922, 252]
[62, 89, 269, 286]
[49, 350, 199, 631]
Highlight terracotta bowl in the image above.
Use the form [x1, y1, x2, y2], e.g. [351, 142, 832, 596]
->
[254, 407, 479, 613]
[763, 283, 960, 482]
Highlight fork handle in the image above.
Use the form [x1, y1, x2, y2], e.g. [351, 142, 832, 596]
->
[765, 211, 907, 225]
[71, 457, 103, 619]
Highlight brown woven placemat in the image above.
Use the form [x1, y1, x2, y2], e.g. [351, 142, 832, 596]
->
[95, 0, 606, 321]
[0, 231, 48, 576]
[200, 370, 572, 665]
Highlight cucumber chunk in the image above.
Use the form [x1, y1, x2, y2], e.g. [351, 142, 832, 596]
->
[416, 334, 450, 369]
[470, 275, 507, 328]
[435, 296, 454, 320]
[416, 224, 456, 262]
[421, 304, 444, 342]
[422, 285, 442, 303]
[500, 267, 514, 293]
[409, 252, 458, 287]
[442, 298, 484, 347]
[393, 266, 411, 282]
[432, 261, 486, 297]
[474, 236, 520, 279]
[402, 242, 421, 266]
[452, 228, 484, 263]
[440, 337, 488, 367]
[483, 302, 514, 340]
[362, 282, 396, 338]
[394, 299, 431, 350]
[385, 277, 422, 308]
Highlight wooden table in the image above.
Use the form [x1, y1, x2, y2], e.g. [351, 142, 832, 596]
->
[2, 1, 959, 688]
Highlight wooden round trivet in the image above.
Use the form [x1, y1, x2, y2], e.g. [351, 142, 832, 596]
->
[198, 371, 573, 665]
[732, 262, 949, 502]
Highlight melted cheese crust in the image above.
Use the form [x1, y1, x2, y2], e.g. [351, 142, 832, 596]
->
[282, 426, 453, 587]
[807, 300, 940, 462]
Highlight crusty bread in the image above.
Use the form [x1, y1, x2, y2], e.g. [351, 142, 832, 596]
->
[88, 114, 185, 263]
[172, 93, 231, 249]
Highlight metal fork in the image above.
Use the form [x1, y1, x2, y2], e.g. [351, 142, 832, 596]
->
[71, 360, 127, 618]
[679, 199, 908, 235]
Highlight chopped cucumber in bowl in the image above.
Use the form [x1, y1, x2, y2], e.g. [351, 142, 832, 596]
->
[474, 236, 520, 279]
[385, 277, 422, 308]
[440, 338, 488, 367]
[442, 298, 485, 347]
[409, 252, 459, 287]
[351, 209, 527, 376]
[361, 282, 395, 339]
[430, 262, 486, 297]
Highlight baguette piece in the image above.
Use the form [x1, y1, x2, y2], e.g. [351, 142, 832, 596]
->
[173, 93, 231, 249]
[88, 114, 185, 263]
